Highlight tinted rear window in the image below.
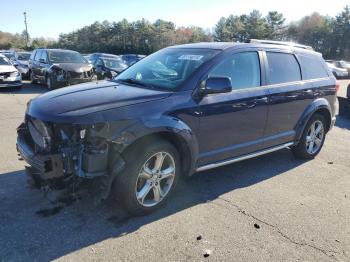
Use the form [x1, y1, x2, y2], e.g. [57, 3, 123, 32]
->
[299, 55, 329, 79]
[266, 52, 301, 85]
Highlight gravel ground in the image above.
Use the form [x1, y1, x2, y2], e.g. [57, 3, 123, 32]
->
[0, 80, 349, 262]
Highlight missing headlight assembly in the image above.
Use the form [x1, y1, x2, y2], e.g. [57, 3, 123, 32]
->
[17, 118, 122, 202]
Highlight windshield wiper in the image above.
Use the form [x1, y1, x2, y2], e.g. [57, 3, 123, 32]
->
[116, 78, 155, 89]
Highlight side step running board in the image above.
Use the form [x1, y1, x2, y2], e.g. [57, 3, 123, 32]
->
[196, 142, 294, 172]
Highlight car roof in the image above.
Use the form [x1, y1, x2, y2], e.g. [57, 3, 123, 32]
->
[169, 42, 244, 50]
[100, 55, 122, 59]
[36, 48, 78, 53]
[169, 42, 321, 56]
[93, 53, 119, 57]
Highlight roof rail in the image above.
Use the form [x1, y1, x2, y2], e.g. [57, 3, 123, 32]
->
[248, 39, 314, 51]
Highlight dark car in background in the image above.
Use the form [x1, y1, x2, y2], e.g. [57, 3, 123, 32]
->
[327, 60, 350, 77]
[0, 54, 22, 88]
[15, 51, 31, 79]
[121, 54, 146, 66]
[326, 62, 348, 79]
[0, 50, 17, 61]
[29, 49, 94, 89]
[17, 41, 337, 215]
[87, 53, 128, 80]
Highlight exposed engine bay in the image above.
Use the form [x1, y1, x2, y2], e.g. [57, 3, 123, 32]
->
[16, 116, 125, 201]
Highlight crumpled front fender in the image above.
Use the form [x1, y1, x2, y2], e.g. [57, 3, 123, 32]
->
[109, 116, 199, 175]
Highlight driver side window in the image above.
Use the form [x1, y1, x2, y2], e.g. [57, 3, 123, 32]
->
[209, 52, 261, 90]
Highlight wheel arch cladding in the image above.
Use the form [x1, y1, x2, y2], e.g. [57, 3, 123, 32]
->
[295, 98, 332, 141]
[110, 117, 199, 176]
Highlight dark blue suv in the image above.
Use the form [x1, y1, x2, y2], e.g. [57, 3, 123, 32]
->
[17, 41, 337, 214]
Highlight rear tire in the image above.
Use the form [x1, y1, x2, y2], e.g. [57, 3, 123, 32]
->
[292, 114, 327, 159]
[113, 139, 180, 215]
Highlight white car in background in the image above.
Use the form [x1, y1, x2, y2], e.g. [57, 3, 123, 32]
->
[326, 62, 348, 79]
[0, 54, 22, 88]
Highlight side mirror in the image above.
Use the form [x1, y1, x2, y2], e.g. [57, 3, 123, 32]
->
[200, 77, 232, 95]
[39, 58, 46, 64]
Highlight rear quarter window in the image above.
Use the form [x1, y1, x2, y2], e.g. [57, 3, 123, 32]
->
[299, 55, 329, 80]
[266, 52, 301, 85]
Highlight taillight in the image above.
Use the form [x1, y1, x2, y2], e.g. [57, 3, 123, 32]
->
[335, 81, 340, 93]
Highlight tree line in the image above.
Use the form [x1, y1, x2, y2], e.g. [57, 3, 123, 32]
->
[1, 5, 349, 59]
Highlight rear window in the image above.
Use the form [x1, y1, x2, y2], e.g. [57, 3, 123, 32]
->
[266, 52, 301, 85]
[299, 55, 329, 79]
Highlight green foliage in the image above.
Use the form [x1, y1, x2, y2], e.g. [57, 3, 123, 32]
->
[1, 5, 350, 60]
[214, 5, 350, 59]
[55, 19, 211, 55]
[214, 10, 285, 42]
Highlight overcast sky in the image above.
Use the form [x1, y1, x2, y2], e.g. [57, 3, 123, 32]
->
[0, 0, 349, 39]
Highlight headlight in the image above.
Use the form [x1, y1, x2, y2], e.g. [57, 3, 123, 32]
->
[10, 71, 20, 77]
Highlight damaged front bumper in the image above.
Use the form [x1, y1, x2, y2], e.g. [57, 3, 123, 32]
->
[55, 70, 95, 87]
[16, 120, 124, 200]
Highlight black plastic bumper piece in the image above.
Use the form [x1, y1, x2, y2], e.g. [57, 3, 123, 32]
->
[16, 134, 64, 179]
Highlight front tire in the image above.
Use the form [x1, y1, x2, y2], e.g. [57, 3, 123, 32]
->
[292, 114, 327, 159]
[46, 75, 56, 90]
[114, 139, 180, 215]
[30, 71, 37, 84]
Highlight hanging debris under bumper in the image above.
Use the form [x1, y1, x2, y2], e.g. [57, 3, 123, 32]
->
[16, 119, 125, 201]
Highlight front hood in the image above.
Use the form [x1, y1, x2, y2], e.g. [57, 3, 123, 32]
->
[334, 67, 348, 73]
[18, 60, 29, 66]
[0, 65, 17, 73]
[27, 80, 172, 123]
[51, 63, 92, 72]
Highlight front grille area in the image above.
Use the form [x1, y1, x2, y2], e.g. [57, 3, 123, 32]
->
[69, 70, 91, 79]
[0, 72, 12, 78]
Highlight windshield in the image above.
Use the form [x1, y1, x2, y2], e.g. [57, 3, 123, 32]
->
[48, 51, 87, 64]
[115, 48, 219, 89]
[17, 53, 31, 60]
[339, 61, 350, 68]
[101, 57, 127, 69]
[2, 53, 14, 59]
[0, 57, 10, 65]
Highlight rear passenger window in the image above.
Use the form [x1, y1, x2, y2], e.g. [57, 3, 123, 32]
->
[266, 52, 301, 84]
[209, 52, 261, 90]
[299, 55, 329, 79]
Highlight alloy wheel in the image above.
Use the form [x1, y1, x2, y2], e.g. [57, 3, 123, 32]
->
[135, 152, 176, 207]
[305, 120, 324, 154]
